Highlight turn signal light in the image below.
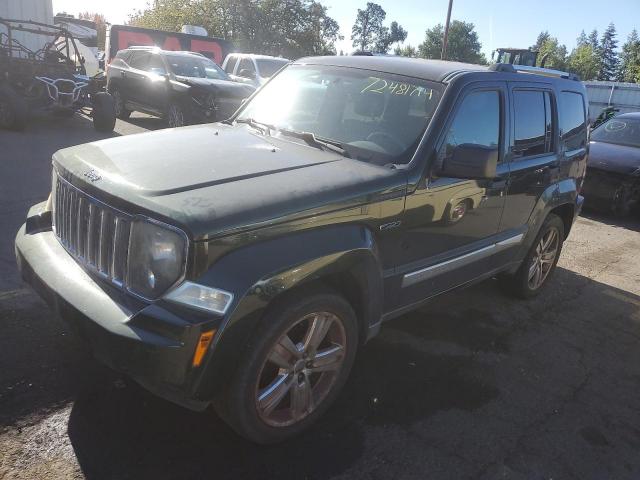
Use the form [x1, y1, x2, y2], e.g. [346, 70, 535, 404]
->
[193, 330, 216, 367]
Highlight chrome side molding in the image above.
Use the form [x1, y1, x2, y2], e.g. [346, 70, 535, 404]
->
[402, 233, 524, 288]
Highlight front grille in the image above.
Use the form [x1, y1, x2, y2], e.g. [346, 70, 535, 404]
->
[52, 172, 131, 287]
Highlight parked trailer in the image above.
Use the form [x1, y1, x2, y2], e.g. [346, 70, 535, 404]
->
[105, 25, 232, 66]
[583, 81, 640, 123]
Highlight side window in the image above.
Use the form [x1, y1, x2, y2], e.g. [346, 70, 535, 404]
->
[513, 90, 555, 158]
[224, 55, 237, 73]
[238, 58, 256, 76]
[146, 54, 166, 75]
[560, 92, 587, 151]
[129, 52, 150, 70]
[440, 90, 501, 162]
[115, 50, 130, 65]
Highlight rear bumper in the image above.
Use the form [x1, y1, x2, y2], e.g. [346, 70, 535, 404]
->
[14, 203, 220, 411]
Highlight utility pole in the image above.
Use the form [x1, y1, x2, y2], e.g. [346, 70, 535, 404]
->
[441, 0, 453, 60]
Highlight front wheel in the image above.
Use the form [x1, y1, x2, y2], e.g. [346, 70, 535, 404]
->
[215, 291, 358, 444]
[92, 92, 116, 132]
[501, 213, 565, 299]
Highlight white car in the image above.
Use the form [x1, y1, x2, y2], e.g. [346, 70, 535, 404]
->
[222, 53, 289, 87]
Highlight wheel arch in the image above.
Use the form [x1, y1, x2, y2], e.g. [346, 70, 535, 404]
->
[191, 224, 384, 401]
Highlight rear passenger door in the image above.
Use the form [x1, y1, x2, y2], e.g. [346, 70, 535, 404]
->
[500, 83, 559, 233]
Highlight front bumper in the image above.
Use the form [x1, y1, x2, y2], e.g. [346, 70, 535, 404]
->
[582, 168, 640, 212]
[14, 203, 220, 411]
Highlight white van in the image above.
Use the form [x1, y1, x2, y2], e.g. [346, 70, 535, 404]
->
[222, 53, 289, 87]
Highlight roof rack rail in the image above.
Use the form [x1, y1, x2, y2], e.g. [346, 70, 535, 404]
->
[127, 45, 160, 51]
[490, 63, 580, 81]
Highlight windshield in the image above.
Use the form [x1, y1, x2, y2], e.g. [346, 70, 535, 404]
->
[591, 117, 640, 148]
[256, 58, 289, 77]
[237, 64, 443, 165]
[165, 54, 229, 81]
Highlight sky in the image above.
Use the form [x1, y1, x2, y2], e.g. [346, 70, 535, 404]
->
[53, 0, 639, 58]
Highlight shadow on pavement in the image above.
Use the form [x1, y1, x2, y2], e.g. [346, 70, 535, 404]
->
[580, 209, 640, 233]
[34, 267, 637, 479]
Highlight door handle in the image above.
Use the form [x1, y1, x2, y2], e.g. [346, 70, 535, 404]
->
[534, 166, 550, 174]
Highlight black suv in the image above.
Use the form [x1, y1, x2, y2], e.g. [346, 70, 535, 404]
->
[107, 47, 255, 127]
[16, 56, 588, 444]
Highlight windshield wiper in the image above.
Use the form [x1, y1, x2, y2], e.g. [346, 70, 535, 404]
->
[276, 128, 351, 158]
[236, 117, 275, 136]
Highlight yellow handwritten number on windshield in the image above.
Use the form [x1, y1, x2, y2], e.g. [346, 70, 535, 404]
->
[361, 77, 432, 98]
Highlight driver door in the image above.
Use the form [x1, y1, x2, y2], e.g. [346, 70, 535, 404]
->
[388, 83, 510, 311]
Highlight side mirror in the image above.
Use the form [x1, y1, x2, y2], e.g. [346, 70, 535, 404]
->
[239, 68, 256, 79]
[440, 144, 498, 179]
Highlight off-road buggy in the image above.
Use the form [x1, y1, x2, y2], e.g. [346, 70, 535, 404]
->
[0, 18, 116, 132]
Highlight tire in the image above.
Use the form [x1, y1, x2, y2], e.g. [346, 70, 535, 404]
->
[166, 102, 188, 128]
[501, 213, 565, 299]
[443, 198, 471, 225]
[0, 85, 28, 131]
[111, 89, 131, 119]
[92, 92, 116, 132]
[215, 290, 359, 444]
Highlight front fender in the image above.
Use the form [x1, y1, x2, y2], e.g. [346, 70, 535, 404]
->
[192, 224, 383, 400]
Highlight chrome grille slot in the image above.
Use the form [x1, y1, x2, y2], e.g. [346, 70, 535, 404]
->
[52, 171, 132, 287]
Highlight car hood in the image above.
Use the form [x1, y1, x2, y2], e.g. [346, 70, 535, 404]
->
[53, 124, 403, 240]
[588, 140, 640, 176]
[175, 76, 255, 97]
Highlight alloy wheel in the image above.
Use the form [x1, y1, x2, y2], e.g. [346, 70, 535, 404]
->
[255, 311, 347, 427]
[168, 104, 184, 127]
[528, 227, 559, 290]
[112, 91, 124, 116]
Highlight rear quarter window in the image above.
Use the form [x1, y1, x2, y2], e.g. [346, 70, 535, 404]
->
[560, 92, 587, 151]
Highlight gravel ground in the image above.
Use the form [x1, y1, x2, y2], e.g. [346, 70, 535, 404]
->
[1, 113, 639, 480]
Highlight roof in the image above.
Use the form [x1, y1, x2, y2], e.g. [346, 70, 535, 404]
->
[295, 55, 490, 82]
[227, 53, 289, 61]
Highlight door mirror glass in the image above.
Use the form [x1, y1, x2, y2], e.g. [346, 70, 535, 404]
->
[441, 144, 498, 179]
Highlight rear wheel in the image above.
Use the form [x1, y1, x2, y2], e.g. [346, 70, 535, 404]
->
[0, 85, 28, 131]
[215, 291, 358, 444]
[501, 213, 565, 299]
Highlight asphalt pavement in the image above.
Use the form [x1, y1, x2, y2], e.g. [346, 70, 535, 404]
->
[1, 112, 640, 480]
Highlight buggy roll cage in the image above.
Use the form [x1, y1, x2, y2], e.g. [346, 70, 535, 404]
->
[0, 17, 85, 74]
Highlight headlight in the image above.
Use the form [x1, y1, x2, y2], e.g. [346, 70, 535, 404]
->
[127, 220, 187, 299]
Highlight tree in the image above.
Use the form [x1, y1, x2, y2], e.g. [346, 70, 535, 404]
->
[588, 29, 599, 51]
[576, 30, 588, 47]
[418, 20, 486, 64]
[537, 36, 567, 70]
[351, 2, 386, 51]
[619, 29, 640, 83]
[532, 31, 551, 51]
[567, 44, 599, 80]
[389, 21, 407, 49]
[129, 0, 343, 59]
[350, 3, 407, 53]
[394, 44, 416, 57]
[78, 11, 107, 50]
[598, 23, 619, 80]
